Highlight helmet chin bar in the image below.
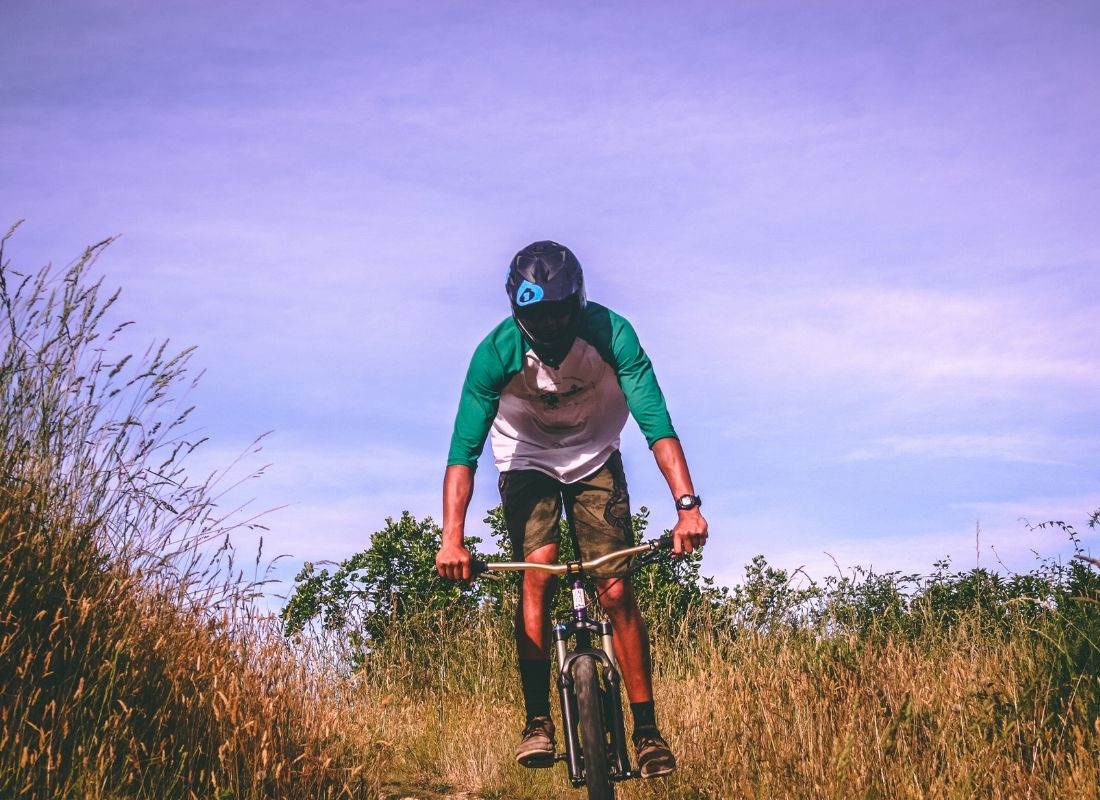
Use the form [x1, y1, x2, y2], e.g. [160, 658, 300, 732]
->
[534, 336, 576, 369]
[515, 316, 577, 368]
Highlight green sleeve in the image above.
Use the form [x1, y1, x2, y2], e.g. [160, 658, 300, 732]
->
[606, 311, 678, 446]
[447, 321, 524, 469]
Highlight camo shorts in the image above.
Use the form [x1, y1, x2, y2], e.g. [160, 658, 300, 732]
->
[497, 451, 634, 578]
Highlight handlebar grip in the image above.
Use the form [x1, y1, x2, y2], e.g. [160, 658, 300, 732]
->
[656, 534, 675, 550]
[438, 560, 490, 582]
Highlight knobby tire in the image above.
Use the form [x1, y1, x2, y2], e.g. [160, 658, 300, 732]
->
[574, 655, 614, 800]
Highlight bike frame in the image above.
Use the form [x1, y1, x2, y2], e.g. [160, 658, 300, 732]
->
[473, 536, 670, 788]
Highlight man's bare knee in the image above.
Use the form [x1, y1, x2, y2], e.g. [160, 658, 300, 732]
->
[596, 577, 638, 614]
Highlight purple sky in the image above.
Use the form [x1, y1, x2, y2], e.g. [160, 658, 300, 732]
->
[4, 0, 1099, 606]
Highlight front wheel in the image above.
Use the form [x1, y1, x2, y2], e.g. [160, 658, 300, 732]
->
[574, 656, 614, 800]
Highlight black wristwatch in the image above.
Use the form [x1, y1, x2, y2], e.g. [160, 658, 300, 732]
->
[675, 494, 702, 512]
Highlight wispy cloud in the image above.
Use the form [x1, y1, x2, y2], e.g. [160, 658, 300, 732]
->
[722, 285, 1099, 392]
[841, 433, 1090, 465]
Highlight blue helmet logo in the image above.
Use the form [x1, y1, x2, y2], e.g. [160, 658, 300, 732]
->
[515, 280, 544, 306]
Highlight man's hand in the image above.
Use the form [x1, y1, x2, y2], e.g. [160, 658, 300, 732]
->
[671, 508, 708, 555]
[436, 538, 473, 581]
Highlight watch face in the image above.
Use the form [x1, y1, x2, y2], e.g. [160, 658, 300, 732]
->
[677, 495, 699, 510]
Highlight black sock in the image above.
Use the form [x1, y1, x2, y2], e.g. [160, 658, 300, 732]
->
[518, 659, 552, 721]
[631, 701, 657, 732]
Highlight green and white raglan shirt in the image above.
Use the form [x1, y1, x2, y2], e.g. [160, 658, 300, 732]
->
[447, 302, 677, 483]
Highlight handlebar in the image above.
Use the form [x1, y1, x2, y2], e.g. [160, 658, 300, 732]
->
[469, 534, 675, 577]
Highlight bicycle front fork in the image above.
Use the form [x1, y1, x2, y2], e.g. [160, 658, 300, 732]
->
[553, 619, 634, 785]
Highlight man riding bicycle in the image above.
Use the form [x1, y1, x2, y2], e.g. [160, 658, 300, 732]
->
[436, 241, 708, 779]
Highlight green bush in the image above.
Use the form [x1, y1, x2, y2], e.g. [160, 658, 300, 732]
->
[280, 505, 723, 657]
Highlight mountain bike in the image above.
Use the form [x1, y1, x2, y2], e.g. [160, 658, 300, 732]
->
[468, 523, 676, 800]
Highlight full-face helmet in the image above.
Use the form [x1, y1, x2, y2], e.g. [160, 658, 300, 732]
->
[505, 241, 587, 367]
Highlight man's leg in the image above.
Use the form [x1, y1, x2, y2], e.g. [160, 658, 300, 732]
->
[499, 469, 562, 767]
[594, 576, 652, 702]
[597, 576, 662, 729]
[512, 542, 560, 766]
[515, 540, 560, 728]
[597, 575, 676, 776]
[569, 452, 677, 778]
[566, 452, 655, 705]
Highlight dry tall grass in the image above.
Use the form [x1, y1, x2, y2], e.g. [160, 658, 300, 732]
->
[354, 603, 1099, 799]
[0, 228, 386, 799]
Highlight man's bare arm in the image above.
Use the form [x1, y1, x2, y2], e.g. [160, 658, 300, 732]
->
[437, 464, 475, 580]
[651, 437, 709, 554]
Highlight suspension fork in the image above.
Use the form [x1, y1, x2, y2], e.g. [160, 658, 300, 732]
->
[597, 618, 632, 778]
[554, 566, 593, 783]
[554, 625, 583, 784]
[553, 620, 634, 782]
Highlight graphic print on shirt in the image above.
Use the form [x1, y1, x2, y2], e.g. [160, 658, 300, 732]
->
[514, 344, 605, 436]
[536, 376, 589, 413]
